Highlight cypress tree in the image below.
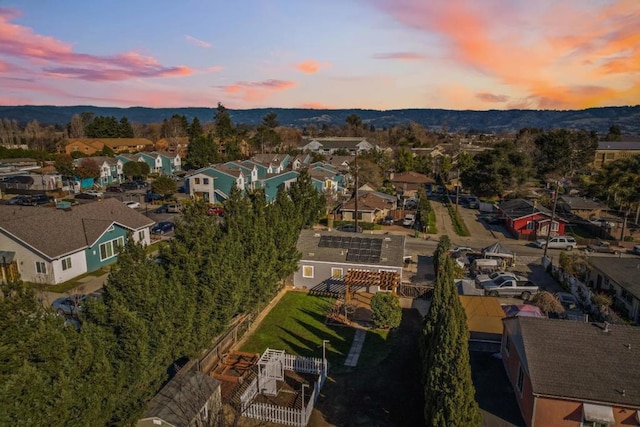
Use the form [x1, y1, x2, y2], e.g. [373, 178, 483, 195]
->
[421, 235, 481, 426]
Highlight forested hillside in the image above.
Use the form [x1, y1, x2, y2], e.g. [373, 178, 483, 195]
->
[0, 105, 638, 134]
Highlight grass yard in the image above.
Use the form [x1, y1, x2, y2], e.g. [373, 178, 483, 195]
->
[240, 291, 356, 365]
[240, 291, 405, 373]
[28, 267, 109, 293]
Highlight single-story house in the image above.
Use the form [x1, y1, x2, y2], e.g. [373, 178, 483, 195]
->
[388, 171, 435, 197]
[587, 257, 640, 324]
[293, 229, 405, 291]
[497, 198, 567, 239]
[340, 191, 397, 223]
[557, 195, 609, 220]
[137, 371, 221, 427]
[502, 316, 640, 427]
[0, 198, 153, 285]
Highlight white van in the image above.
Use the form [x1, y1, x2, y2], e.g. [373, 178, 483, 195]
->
[402, 214, 415, 227]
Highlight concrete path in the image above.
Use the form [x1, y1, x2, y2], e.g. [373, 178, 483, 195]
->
[344, 329, 367, 367]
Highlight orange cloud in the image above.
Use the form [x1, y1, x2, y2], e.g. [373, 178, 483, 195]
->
[372, 52, 426, 61]
[220, 79, 297, 103]
[0, 7, 193, 82]
[372, 0, 640, 109]
[300, 102, 335, 109]
[476, 93, 509, 103]
[295, 60, 331, 74]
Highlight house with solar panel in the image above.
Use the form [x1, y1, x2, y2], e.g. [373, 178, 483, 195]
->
[293, 229, 405, 293]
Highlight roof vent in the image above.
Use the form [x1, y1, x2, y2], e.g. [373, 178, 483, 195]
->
[604, 321, 610, 332]
[626, 343, 631, 350]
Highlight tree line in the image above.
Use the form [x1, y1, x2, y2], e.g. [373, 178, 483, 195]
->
[0, 172, 325, 426]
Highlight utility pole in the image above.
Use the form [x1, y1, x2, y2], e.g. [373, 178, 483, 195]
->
[353, 151, 359, 232]
[542, 181, 560, 259]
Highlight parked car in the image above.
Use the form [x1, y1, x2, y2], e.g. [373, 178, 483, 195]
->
[207, 206, 224, 216]
[84, 190, 103, 198]
[555, 292, 584, 319]
[466, 196, 480, 209]
[338, 224, 363, 233]
[589, 217, 616, 228]
[535, 236, 577, 251]
[585, 240, 624, 255]
[474, 271, 518, 287]
[154, 204, 170, 213]
[483, 276, 539, 300]
[402, 214, 416, 227]
[167, 203, 181, 213]
[123, 201, 140, 209]
[134, 180, 149, 188]
[75, 192, 98, 200]
[382, 215, 395, 225]
[106, 186, 125, 193]
[4, 195, 31, 205]
[120, 181, 140, 190]
[17, 194, 50, 206]
[151, 221, 175, 234]
[51, 292, 100, 316]
[145, 192, 164, 203]
[631, 244, 640, 256]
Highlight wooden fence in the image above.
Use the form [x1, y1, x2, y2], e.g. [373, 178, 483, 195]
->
[196, 314, 253, 375]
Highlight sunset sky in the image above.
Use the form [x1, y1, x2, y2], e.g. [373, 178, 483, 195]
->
[1, 0, 638, 110]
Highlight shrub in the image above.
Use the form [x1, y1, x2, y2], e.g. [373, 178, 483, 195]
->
[532, 291, 564, 316]
[370, 292, 402, 329]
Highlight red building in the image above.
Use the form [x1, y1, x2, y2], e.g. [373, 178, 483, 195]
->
[501, 317, 640, 427]
[497, 198, 567, 239]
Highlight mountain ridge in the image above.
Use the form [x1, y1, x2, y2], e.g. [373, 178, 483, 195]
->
[1, 105, 638, 135]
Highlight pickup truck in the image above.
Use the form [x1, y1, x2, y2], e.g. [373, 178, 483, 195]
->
[585, 241, 624, 255]
[483, 276, 539, 300]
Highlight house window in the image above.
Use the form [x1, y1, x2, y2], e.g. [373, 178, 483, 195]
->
[516, 366, 524, 394]
[35, 261, 47, 274]
[331, 268, 343, 278]
[61, 257, 72, 271]
[194, 178, 201, 185]
[99, 237, 125, 261]
[203, 178, 209, 185]
[551, 222, 559, 232]
[504, 335, 510, 356]
[302, 265, 314, 278]
[525, 221, 534, 230]
[199, 405, 209, 422]
[138, 230, 145, 241]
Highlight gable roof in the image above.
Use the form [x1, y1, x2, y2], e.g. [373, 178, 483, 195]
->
[558, 195, 608, 211]
[68, 138, 153, 149]
[140, 371, 220, 426]
[296, 229, 405, 268]
[251, 153, 285, 165]
[341, 191, 395, 212]
[0, 198, 154, 259]
[504, 317, 640, 407]
[389, 171, 435, 184]
[302, 137, 372, 150]
[588, 258, 640, 300]
[498, 198, 552, 219]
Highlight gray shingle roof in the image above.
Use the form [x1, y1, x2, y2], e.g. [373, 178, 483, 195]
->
[598, 141, 640, 151]
[506, 317, 640, 407]
[498, 198, 553, 219]
[0, 198, 154, 259]
[558, 196, 608, 211]
[140, 371, 221, 426]
[296, 229, 405, 267]
[588, 258, 640, 300]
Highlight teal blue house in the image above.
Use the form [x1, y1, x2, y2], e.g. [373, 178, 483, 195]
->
[186, 165, 246, 203]
[0, 198, 154, 285]
[136, 152, 182, 175]
[258, 171, 300, 202]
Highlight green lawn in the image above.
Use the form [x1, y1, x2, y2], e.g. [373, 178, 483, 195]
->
[28, 267, 109, 293]
[240, 291, 402, 370]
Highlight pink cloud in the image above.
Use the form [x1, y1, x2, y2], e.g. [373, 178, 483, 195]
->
[476, 93, 509, 103]
[371, 0, 640, 109]
[372, 52, 426, 61]
[295, 60, 331, 74]
[220, 79, 297, 103]
[0, 7, 193, 82]
[185, 35, 212, 48]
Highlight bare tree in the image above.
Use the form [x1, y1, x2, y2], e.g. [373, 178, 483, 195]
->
[68, 114, 85, 138]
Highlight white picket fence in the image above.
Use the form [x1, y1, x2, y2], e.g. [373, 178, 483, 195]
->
[240, 352, 327, 427]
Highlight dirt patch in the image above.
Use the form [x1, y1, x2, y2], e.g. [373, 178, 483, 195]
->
[309, 309, 424, 427]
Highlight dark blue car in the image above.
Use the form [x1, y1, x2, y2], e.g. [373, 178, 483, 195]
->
[145, 192, 164, 203]
[151, 221, 175, 234]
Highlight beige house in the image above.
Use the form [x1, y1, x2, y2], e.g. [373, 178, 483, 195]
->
[341, 190, 397, 223]
[592, 140, 640, 169]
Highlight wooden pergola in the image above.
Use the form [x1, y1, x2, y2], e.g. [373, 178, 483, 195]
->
[343, 270, 400, 303]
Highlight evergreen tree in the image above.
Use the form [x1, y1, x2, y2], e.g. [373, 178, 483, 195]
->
[289, 169, 326, 228]
[119, 117, 135, 138]
[421, 236, 481, 426]
[214, 103, 235, 142]
[188, 116, 203, 140]
[185, 134, 219, 169]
